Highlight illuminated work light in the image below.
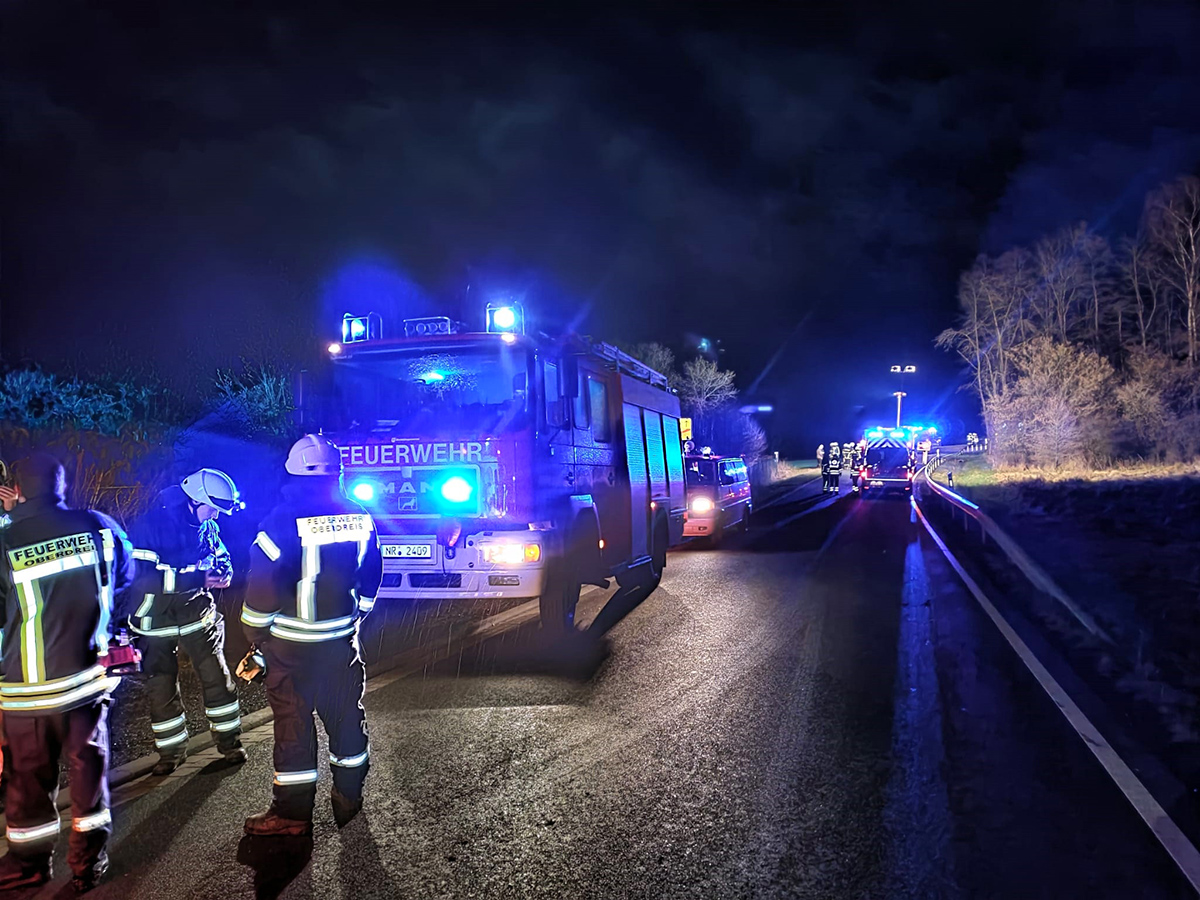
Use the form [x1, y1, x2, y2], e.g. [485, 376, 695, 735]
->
[351, 481, 375, 503]
[486, 301, 524, 334]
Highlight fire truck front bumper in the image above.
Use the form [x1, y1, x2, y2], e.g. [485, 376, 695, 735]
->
[376, 532, 548, 601]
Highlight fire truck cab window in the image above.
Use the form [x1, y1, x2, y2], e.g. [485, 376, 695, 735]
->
[574, 372, 590, 429]
[544, 360, 563, 426]
[588, 377, 610, 442]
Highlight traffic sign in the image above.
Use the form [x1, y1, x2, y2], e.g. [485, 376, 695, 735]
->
[680, 417, 693, 441]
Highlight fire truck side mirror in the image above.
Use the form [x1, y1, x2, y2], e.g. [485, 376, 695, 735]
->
[559, 355, 579, 399]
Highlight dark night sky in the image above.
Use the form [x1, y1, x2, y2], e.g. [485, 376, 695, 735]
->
[5, 1, 1200, 452]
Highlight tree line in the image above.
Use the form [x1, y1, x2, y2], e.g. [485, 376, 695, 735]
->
[622, 343, 768, 461]
[938, 175, 1200, 469]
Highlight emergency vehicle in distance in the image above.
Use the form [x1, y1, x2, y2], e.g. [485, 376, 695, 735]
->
[855, 426, 918, 498]
[681, 448, 752, 542]
[305, 303, 686, 632]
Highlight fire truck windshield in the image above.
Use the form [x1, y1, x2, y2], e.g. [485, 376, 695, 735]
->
[332, 344, 532, 438]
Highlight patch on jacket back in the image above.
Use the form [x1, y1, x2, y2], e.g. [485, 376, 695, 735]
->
[8, 532, 97, 571]
[296, 514, 372, 545]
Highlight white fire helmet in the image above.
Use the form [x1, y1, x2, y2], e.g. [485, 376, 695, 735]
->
[181, 468, 242, 515]
[285, 434, 343, 477]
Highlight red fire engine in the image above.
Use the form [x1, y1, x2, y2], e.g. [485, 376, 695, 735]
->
[308, 304, 685, 631]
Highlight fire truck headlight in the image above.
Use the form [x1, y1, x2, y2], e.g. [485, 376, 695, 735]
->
[690, 496, 715, 515]
[351, 481, 375, 503]
[481, 542, 541, 565]
[440, 476, 474, 504]
[328, 342, 343, 355]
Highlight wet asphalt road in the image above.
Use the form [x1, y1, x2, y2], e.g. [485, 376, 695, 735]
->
[15, 479, 1195, 899]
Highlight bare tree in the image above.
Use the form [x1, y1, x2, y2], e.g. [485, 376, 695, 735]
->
[624, 342, 677, 382]
[1144, 176, 1200, 368]
[936, 247, 1036, 414]
[1122, 235, 1162, 350]
[677, 358, 737, 418]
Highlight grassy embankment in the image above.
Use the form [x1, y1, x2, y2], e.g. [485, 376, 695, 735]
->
[930, 452, 1200, 744]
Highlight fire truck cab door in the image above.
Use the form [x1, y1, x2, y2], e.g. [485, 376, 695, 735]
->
[573, 365, 620, 557]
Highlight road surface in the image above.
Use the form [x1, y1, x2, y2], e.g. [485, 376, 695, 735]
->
[10, 477, 1194, 898]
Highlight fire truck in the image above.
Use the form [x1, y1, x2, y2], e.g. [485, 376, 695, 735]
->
[306, 303, 686, 631]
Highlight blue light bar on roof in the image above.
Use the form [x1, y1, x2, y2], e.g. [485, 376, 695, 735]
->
[486, 301, 524, 334]
[342, 312, 382, 344]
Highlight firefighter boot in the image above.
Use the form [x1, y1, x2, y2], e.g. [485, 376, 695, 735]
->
[152, 749, 187, 777]
[244, 809, 313, 837]
[222, 746, 248, 765]
[0, 853, 52, 890]
[331, 788, 363, 828]
[71, 852, 109, 893]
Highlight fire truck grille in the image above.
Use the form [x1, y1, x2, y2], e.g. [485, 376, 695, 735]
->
[408, 573, 463, 589]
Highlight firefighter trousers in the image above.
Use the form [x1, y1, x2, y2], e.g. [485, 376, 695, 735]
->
[143, 614, 242, 758]
[3, 701, 111, 874]
[264, 637, 369, 821]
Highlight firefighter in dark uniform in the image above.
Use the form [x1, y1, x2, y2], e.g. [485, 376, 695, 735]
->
[826, 441, 843, 493]
[0, 454, 134, 892]
[239, 435, 382, 835]
[127, 469, 246, 775]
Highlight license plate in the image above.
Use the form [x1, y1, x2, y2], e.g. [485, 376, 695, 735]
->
[870, 481, 884, 487]
[383, 543, 433, 559]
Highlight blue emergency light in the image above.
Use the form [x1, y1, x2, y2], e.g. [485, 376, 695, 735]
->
[351, 481, 376, 503]
[486, 301, 524, 335]
[430, 468, 480, 514]
[342, 312, 382, 344]
[890, 429, 906, 439]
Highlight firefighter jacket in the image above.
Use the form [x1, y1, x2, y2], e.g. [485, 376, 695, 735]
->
[125, 487, 231, 639]
[0, 496, 134, 715]
[241, 480, 383, 645]
[827, 453, 843, 475]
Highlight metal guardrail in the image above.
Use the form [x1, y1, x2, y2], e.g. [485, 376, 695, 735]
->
[915, 454, 1114, 645]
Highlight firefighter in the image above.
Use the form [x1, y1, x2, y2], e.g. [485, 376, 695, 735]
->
[0, 454, 134, 892]
[826, 441, 843, 493]
[127, 469, 246, 776]
[239, 434, 382, 835]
